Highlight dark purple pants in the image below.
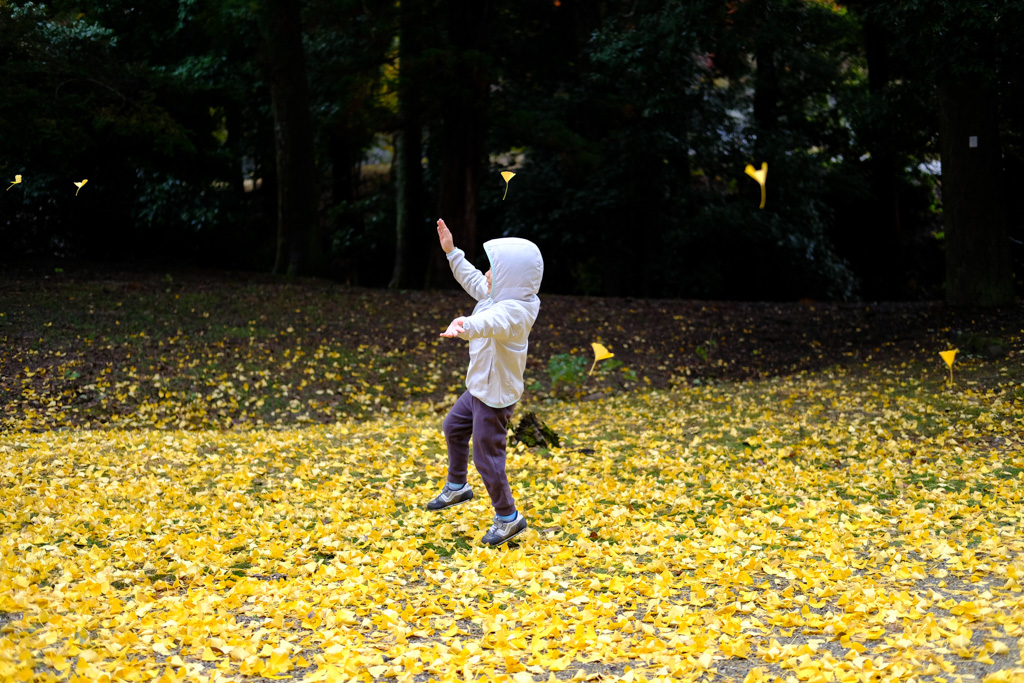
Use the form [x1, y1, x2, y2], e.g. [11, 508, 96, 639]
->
[442, 390, 517, 517]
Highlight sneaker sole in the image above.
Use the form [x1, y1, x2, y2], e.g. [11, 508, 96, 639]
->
[484, 526, 528, 547]
[427, 494, 473, 511]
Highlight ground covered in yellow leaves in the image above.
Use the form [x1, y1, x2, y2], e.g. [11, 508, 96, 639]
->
[1, 271, 1023, 682]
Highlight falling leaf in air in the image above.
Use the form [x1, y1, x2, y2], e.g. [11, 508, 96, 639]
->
[940, 348, 958, 385]
[744, 162, 768, 208]
[6, 174, 22, 191]
[501, 171, 516, 200]
[74, 179, 89, 196]
[589, 342, 614, 375]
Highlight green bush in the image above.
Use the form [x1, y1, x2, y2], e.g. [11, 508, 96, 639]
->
[547, 353, 589, 393]
[545, 353, 637, 398]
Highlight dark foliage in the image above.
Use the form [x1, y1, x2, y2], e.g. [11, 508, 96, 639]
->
[1, 0, 1020, 303]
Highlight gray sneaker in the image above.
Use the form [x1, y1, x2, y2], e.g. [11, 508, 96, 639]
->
[481, 512, 528, 546]
[426, 483, 473, 511]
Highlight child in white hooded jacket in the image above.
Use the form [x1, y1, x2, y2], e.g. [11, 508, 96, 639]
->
[429, 218, 544, 546]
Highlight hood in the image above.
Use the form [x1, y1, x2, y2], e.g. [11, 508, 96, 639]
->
[484, 237, 544, 302]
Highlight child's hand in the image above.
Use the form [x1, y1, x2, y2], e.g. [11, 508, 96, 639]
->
[440, 317, 466, 338]
[437, 219, 454, 254]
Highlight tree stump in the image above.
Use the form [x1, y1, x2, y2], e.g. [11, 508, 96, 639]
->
[512, 411, 560, 449]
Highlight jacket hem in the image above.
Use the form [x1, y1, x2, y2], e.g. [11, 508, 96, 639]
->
[469, 389, 520, 410]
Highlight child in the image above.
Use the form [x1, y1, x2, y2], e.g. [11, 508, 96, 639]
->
[429, 218, 544, 546]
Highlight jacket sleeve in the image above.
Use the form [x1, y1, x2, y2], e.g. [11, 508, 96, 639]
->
[460, 302, 530, 343]
[447, 248, 490, 301]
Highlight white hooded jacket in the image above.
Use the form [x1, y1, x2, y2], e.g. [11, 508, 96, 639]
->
[447, 237, 544, 408]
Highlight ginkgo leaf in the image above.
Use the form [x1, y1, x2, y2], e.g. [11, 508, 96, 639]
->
[592, 342, 614, 362]
[501, 171, 516, 200]
[588, 342, 614, 375]
[6, 174, 21, 190]
[744, 162, 768, 208]
[940, 349, 957, 384]
[74, 179, 89, 196]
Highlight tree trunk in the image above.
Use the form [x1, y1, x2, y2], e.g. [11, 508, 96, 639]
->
[427, 0, 492, 287]
[390, 127, 427, 289]
[938, 77, 1013, 306]
[328, 130, 362, 283]
[262, 0, 318, 277]
[857, 8, 904, 299]
[389, 0, 427, 290]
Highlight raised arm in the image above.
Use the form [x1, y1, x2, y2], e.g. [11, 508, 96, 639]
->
[438, 218, 490, 301]
[437, 218, 455, 254]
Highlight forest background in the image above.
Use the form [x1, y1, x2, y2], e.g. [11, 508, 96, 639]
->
[3, 3, 1024, 681]
[1, 0, 1021, 307]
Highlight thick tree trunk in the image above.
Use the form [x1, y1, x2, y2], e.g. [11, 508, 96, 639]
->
[427, 0, 492, 287]
[938, 77, 1013, 306]
[328, 131, 362, 283]
[389, 127, 427, 289]
[262, 0, 318, 277]
[389, 0, 427, 290]
[856, 10, 903, 299]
